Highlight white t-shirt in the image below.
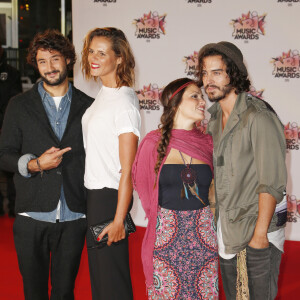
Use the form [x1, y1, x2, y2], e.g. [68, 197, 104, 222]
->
[82, 85, 141, 190]
[53, 96, 63, 111]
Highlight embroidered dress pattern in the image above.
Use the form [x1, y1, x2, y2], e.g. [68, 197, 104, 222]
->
[196, 258, 219, 299]
[149, 256, 181, 300]
[154, 208, 178, 249]
[196, 206, 218, 252]
[148, 206, 218, 299]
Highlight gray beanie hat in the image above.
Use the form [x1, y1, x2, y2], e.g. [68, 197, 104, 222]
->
[198, 41, 248, 76]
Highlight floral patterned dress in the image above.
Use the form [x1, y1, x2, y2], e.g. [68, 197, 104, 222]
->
[148, 206, 218, 299]
[148, 164, 218, 300]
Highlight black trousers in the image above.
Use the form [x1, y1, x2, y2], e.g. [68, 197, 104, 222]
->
[13, 215, 87, 300]
[86, 188, 133, 300]
[219, 243, 282, 300]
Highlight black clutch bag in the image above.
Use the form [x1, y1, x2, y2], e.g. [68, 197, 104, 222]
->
[89, 213, 136, 249]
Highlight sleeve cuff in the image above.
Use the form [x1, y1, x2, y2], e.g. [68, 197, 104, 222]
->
[117, 127, 140, 140]
[256, 184, 285, 203]
[18, 154, 37, 178]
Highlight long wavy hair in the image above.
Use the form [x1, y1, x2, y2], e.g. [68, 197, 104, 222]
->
[81, 27, 135, 87]
[27, 29, 76, 71]
[197, 49, 278, 115]
[154, 78, 195, 175]
[197, 48, 251, 94]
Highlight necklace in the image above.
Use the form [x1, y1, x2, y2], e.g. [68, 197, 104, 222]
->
[179, 151, 205, 205]
[179, 152, 196, 184]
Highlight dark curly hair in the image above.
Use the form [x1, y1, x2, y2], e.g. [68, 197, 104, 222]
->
[27, 29, 76, 71]
[154, 78, 195, 175]
[197, 48, 251, 94]
[81, 27, 135, 87]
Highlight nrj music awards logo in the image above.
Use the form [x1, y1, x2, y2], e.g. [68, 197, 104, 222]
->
[248, 86, 264, 99]
[231, 11, 266, 40]
[136, 84, 162, 111]
[278, 0, 300, 3]
[133, 11, 166, 40]
[284, 122, 300, 150]
[183, 51, 198, 77]
[271, 50, 300, 78]
[93, 0, 116, 3]
[186, 0, 212, 4]
[287, 194, 300, 223]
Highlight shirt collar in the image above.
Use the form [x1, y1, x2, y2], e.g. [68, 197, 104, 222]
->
[38, 81, 72, 103]
[207, 101, 221, 116]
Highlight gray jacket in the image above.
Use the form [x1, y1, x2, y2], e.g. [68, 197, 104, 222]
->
[207, 92, 287, 254]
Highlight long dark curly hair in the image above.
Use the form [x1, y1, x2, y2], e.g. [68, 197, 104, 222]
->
[197, 49, 279, 116]
[27, 29, 76, 71]
[197, 48, 251, 94]
[154, 78, 195, 175]
[81, 27, 135, 87]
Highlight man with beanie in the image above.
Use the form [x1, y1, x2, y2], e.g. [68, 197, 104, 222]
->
[0, 30, 93, 299]
[197, 42, 287, 299]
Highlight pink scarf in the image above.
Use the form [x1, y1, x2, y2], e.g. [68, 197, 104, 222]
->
[132, 128, 213, 287]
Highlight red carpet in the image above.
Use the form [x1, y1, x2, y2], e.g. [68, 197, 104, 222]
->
[1, 216, 299, 299]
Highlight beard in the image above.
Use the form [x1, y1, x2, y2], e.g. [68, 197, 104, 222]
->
[205, 84, 233, 102]
[41, 67, 68, 86]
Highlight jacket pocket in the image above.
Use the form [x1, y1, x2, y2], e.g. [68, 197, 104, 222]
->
[223, 203, 258, 251]
[227, 201, 258, 223]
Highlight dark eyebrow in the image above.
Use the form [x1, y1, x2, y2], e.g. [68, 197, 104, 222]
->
[89, 48, 106, 54]
[37, 54, 61, 62]
[188, 88, 201, 94]
[212, 68, 224, 72]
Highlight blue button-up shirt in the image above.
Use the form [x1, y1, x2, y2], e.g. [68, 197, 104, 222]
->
[18, 81, 85, 222]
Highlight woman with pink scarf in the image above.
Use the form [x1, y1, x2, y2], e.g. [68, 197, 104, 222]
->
[132, 78, 218, 299]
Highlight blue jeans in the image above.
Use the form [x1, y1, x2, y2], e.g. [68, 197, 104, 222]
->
[219, 243, 282, 300]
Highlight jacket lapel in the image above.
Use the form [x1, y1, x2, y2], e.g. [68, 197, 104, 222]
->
[208, 92, 249, 161]
[219, 111, 240, 143]
[61, 86, 84, 141]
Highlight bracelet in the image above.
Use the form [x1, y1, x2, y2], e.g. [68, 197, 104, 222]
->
[36, 158, 44, 178]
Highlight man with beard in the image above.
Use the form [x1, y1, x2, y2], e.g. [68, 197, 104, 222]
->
[0, 30, 93, 299]
[197, 42, 287, 299]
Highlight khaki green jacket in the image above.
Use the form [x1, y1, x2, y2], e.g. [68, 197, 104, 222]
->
[207, 92, 287, 254]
